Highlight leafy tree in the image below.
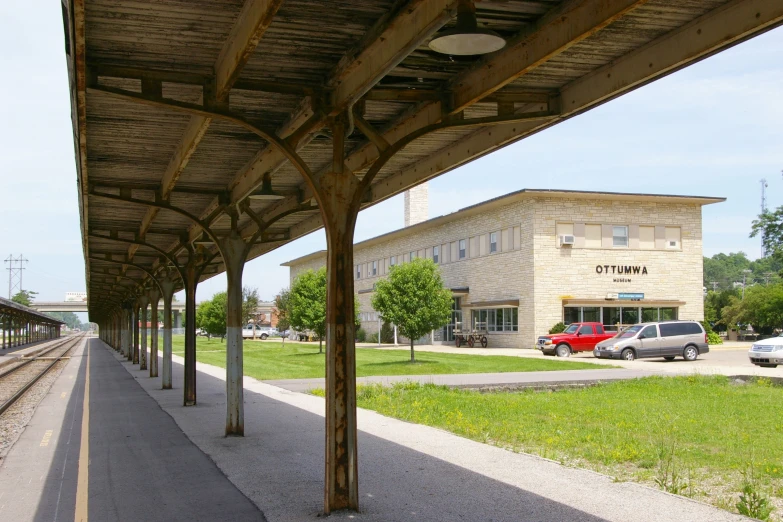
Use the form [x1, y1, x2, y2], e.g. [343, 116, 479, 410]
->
[290, 269, 327, 353]
[196, 292, 227, 340]
[703, 288, 740, 331]
[45, 311, 83, 330]
[720, 283, 783, 335]
[11, 290, 38, 307]
[274, 289, 291, 344]
[289, 268, 360, 353]
[242, 286, 260, 326]
[372, 258, 452, 362]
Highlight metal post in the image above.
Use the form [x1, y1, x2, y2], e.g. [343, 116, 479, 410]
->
[121, 307, 129, 358]
[140, 296, 149, 370]
[133, 303, 140, 362]
[184, 254, 198, 406]
[160, 277, 176, 390]
[148, 288, 160, 378]
[221, 231, 247, 436]
[319, 114, 359, 513]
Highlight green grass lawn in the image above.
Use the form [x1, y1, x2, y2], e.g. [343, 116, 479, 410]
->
[333, 376, 783, 518]
[170, 335, 608, 380]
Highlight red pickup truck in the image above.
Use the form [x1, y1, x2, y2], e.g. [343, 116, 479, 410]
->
[536, 322, 616, 357]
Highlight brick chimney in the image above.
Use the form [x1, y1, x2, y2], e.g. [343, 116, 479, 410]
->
[404, 182, 428, 227]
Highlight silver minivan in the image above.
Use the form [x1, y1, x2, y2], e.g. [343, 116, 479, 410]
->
[593, 321, 708, 361]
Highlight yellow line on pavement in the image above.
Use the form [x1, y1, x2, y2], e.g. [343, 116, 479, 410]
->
[75, 342, 90, 522]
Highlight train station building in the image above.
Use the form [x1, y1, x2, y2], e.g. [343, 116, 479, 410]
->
[284, 188, 724, 348]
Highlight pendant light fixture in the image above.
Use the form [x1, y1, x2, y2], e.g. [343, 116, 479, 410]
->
[429, 0, 505, 56]
[248, 173, 285, 201]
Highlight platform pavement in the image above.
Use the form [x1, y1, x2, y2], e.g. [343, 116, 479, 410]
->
[0, 336, 264, 521]
[121, 346, 746, 521]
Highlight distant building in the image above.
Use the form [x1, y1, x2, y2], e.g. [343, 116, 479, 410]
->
[65, 292, 87, 302]
[283, 188, 723, 348]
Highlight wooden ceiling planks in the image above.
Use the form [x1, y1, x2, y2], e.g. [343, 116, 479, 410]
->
[64, 0, 783, 312]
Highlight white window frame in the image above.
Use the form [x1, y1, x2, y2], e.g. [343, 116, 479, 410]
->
[356, 265, 361, 279]
[612, 225, 629, 248]
[410, 251, 415, 261]
[390, 255, 396, 267]
[433, 245, 439, 264]
[371, 260, 377, 276]
[459, 239, 466, 259]
[490, 232, 497, 253]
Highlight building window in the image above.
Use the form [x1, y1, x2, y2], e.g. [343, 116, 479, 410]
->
[472, 308, 518, 332]
[613, 226, 628, 247]
[390, 256, 396, 267]
[490, 232, 497, 253]
[433, 245, 439, 264]
[356, 265, 361, 279]
[371, 261, 377, 276]
[459, 239, 466, 259]
[410, 251, 416, 262]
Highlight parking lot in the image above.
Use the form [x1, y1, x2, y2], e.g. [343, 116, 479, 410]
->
[363, 340, 782, 377]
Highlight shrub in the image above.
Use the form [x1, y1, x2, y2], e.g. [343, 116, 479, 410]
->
[549, 322, 566, 334]
[356, 328, 367, 343]
[380, 321, 395, 344]
[707, 331, 723, 345]
[368, 332, 379, 343]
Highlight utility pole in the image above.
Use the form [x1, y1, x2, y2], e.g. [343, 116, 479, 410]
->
[710, 281, 719, 291]
[4, 254, 28, 299]
[760, 178, 768, 258]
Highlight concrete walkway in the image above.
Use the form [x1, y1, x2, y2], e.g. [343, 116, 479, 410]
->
[120, 346, 747, 521]
[0, 337, 265, 522]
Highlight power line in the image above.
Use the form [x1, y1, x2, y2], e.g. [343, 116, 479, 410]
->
[4, 254, 28, 299]
[761, 178, 768, 257]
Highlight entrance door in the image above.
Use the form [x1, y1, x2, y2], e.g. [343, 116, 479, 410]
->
[442, 297, 462, 342]
[637, 325, 660, 358]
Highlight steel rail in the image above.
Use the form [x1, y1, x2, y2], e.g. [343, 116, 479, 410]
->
[0, 334, 85, 416]
[0, 335, 78, 379]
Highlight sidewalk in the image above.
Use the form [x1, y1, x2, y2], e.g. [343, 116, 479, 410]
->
[121, 347, 747, 521]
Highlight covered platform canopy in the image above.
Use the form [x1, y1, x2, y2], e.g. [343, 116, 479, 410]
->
[63, 0, 782, 513]
[0, 296, 64, 349]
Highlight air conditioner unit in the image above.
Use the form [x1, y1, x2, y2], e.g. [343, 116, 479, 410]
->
[606, 293, 619, 300]
[667, 240, 678, 248]
[559, 234, 575, 246]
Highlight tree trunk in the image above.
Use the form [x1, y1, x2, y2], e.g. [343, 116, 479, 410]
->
[410, 338, 415, 363]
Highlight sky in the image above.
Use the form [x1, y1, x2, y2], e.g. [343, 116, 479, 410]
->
[1, 2, 782, 317]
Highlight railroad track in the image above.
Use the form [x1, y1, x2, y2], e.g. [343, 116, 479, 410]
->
[0, 334, 85, 416]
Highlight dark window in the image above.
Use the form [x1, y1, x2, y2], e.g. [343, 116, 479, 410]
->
[564, 307, 580, 325]
[578, 325, 594, 335]
[659, 322, 702, 337]
[640, 325, 658, 339]
[459, 240, 466, 259]
[490, 232, 498, 253]
[433, 246, 439, 264]
[595, 325, 604, 334]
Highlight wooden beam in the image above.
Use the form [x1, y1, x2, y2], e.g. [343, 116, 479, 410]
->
[214, 0, 284, 99]
[450, 0, 649, 113]
[227, 0, 455, 202]
[124, 0, 282, 268]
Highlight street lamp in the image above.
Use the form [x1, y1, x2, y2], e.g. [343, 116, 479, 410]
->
[742, 269, 752, 299]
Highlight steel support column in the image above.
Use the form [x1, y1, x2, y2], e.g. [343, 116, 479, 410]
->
[148, 287, 160, 378]
[159, 276, 176, 389]
[220, 228, 247, 436]
[183, 253, 199, 406]
[133, 302, 140, 362]
[318, 115, 360, 513]
[139, 295, 149, 370]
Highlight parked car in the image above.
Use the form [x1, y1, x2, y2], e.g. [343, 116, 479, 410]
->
[748, 336, 783, 368]
[536, 322, 616, 357]
[241, 324, 277, 340]
[593, 320, 708, 361]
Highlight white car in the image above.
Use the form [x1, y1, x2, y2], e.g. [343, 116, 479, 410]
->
[241, 324, 277, 340]
[748, 336, 783, 368]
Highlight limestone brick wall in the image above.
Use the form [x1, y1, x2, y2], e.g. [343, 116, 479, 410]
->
[288, 254, 326, 283]
[284, 194, 709, 349]
[531, 197, 704, 342]
[404, 183, 429, 227]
